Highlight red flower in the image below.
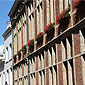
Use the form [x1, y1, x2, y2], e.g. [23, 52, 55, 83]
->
[27, 39, 34, 47]
[43, 22, 55, 34]
[35, 32, 44, 41]
[56, 8, 70, 24]
[72, 0, 80, 8]
[17, 50, 21, 56]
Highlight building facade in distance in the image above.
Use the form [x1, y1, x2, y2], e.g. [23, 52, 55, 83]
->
[8, 0, 85, 85]
[2, 21, 13, 85]
[0, 53, 5, 85]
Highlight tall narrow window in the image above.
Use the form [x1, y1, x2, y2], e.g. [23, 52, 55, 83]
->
[6, 47, 8, 62]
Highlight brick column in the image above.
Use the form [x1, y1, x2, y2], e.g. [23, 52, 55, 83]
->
[45, 51, 48, 67]
[17, 79, 19, 85]
[75, 57, 83, 85]
[46, 68, 49, 85]
[21, 16, 23, 47]
[43, 0, 47, 28]
[73, 31, 80, 55]
[36, 72, 39, 85]
[57, 42, 62, 62]
[22, 77, 24, 85]
[58, 63, 63, 85]
[17, 22, 18, 52]
[55, 0, 59, 16]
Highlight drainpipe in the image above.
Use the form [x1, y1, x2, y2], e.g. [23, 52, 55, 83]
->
[24, 1, 29, 85]
[11, 27, 14, 85]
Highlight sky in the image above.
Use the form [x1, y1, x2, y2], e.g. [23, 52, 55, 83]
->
[0, 0, 14, 53]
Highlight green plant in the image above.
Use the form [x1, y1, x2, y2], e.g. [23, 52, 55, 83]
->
[56, 8, 70, 24]
[43, 22, 55, 34]
[35, 32, 44, 42]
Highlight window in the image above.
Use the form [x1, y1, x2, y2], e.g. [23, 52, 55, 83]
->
[6, 47, 8, 62]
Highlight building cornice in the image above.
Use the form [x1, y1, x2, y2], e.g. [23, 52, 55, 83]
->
[8, 0, 30, 18]
[2, 27, 12, 38]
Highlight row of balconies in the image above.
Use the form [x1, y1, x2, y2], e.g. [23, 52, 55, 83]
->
[13, 0, 85, 65]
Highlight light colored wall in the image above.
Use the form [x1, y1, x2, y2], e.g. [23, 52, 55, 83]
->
[4, 31, 12, 62]
[0, 61, 5, 85]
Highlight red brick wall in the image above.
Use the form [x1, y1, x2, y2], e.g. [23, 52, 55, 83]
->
[46, 68, 49, 85]
[36, 57, 38, 70]
[55, 0, 59, 16]
[57, 43, 62, 62]
[17, 79, 19, 85]
[17, 67, 19, 78]
[73, 31, 80, 55]
[36, 72, 39, 85]
[72, 13, 79, 25]
[43, 0, 47, 28]
[22, 64, 24, 76]
[16, 22, 18, 63]
[21, 16, 23, 47]
[56, 26, 59, 36]
[45, 51, 48, 67]
[58, 64, 63, 85]
[75, 57, 83, 85]
[34, 0, 37, 36]
[22, 77, 24, 85]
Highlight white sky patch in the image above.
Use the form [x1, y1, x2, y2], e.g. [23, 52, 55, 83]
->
[0, 45, 4, 53]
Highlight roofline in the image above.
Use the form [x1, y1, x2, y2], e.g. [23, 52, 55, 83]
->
[2, 27, 12, 38]
[8, 0, 21, 17]
[8, 0, 30, 17]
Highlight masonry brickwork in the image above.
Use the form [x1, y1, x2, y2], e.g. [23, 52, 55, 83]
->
[9, 0, 85, 85]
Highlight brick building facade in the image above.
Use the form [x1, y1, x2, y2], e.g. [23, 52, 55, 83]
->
[8, 0, 85, 85]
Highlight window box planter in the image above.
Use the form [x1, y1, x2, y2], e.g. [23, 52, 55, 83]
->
[56, 8, 70, 24]
[17, 50, 21, 57]
[44, 23, 55, 42]
[17, 50, 21, 60]
[44, 22, 55, 42]
[22, 45, 26, 55]
[27, 39, 34, 52]
[44, 22, 55, 34]
[73, 0, 85, 9]
[36, 32, 44, 47]
[13, 54, 17, 63]
[36, 32, 44, 42]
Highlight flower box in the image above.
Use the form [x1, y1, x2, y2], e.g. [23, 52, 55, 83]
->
[27, 39, 34, 52]
[13, 54, 17, 58]
[22, 45, 26, 55]
[73, 0, 85, 9]
[35, 32, 44, 42]
[43, 22, 55, 34]
[17, 50, 21, 56]
[13, 54, 17, 63]
[27, 39, 34, 47]
[56, 8, 70, 24]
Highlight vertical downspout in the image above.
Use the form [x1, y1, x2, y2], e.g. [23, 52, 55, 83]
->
[25, 2, 29, 85]
[11, 27, 14, 85]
